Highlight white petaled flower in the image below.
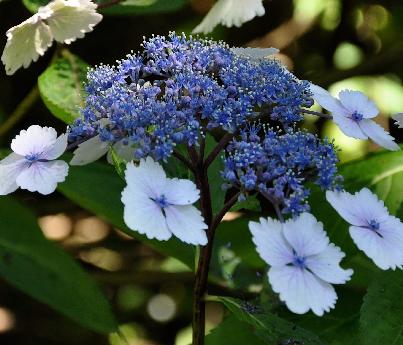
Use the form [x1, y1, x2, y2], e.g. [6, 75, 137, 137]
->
[326, 188, 403, 270]
[1, 0, 102, 75]
[249, 213, 352, 316]
[392, 113, 403, 129]
[192, 0, 265, 34]
[0, 125, 69, 195]
[231, 47, 279, 61]
[121, 157, 208, 245]
[310, 84, 400, 151]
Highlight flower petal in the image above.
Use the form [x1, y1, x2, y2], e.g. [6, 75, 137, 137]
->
[192, 0, 264, 34]
[268, 265, 337, 316]
[305, 243, 353, 284]
[121, 187, 172, 241]
[249, 217, 294, 267]
[163, 178, 200, 205]
[164, 205, 208, 245]
[45, 0, 102, 44]
[106, 140, 134, 165]
[44, 133, 68, 160]
[11, 125, 58, 157]
[332, 112, 367, 139]
[124, 158, 167, 199]
[231, 47, 279, 61]
[70, 135, 109, 166]
[309, 84, 346, 114]
[350, 221, 403, 270]
[1, 15, 53, 75]
[359, 119, 400, 151]
[0, 153, 26, 195]
[392, 113, 403, 129]
[15, 160, 69, 195]
[338, 90, 379, 118]
[326, 190, 368, 227]
[282, 213, 329, 257]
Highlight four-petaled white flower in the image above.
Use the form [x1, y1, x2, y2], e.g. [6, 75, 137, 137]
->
[392, 113, 403, 129]
[192, 0, 265, 34]
[250, 213, 352, 316]
[310, 84, 400, 151]
[326, 188, 403, 270]
[0, 125, 69, 195]
[1, 0, 102, 75]
[121, 157, 208, 245]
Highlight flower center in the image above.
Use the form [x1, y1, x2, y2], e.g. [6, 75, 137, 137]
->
[293, 255, 306, 268]
[25, 153, 39, 162]
[154, 194, 169, 209]
[368, 219, 380, 231]
[351, 111, 363, 122]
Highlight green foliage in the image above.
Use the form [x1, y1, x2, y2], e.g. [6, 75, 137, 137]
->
[216, 297, 325, 345]
[100, 0, 189, 16]
[38, 53, 89, 124]
[58, 158, 195, 268]
[360, 270, 403, 345]
[230, 195, 261, 212]
[0, 197, 116, 333]
[22, 0, 49, 13]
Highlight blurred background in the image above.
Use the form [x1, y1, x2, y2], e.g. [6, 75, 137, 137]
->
[0, 0, 402, 344]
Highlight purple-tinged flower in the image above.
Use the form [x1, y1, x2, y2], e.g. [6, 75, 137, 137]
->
[250, 213, 352, 316]
[121, 157, 208, 245]
[310, 84, 399, 151]
[326, 188, 403, 270]
[0, 125, 68, 195]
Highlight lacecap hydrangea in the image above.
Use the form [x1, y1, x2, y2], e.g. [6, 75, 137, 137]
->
[69, 33, 340, 215]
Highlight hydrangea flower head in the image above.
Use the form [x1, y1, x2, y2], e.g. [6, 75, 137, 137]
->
[223, 126, 341, 215]
[250, 213, 353, 316]
[310, 84, 399, 151]
[0, 125, 69, 195]
[192, 0, 265, 34]
[327, 188, 403, 270]
[121, 157, 208, 245]
[69, 33, 312, 162]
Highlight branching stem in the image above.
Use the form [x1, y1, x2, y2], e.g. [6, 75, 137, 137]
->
[302, 109, 333, 119]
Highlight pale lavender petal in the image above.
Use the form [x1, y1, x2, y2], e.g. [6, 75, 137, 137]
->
[332, 112, 367, 139]
[44, 133, 68, 160]
[359, 119, 400, 151]
[16, 160, 68, 195]
[71, 135, 109, 166]
[0, 153, 26, 195]
[164, 205, 208, 245]
[338, 90, 379, 118]
[268, 265, 337, 316]
[163, 178, 200, 205]
[11, 125, 57, 157]
[249, 217, 294, 267]
[309, 84, 346, 114]
[121, 187, 172, 241]
[282, 213, 329, 257]
[305, 243, 353, 284]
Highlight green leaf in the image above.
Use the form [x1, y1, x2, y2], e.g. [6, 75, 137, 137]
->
[22, 0, 49, 13]
[58, 159, 195, 268]
[230, 195, 261, 212]
[205, 134, 226, 215]
[360, 270, 403, 345]
[216, 297, 325, 345]
[109, 147, 127, 179]
[206, 315, 265, 345]
[38, 53, 89, 124]
[0, 197, 116, 333]
[100, 0, 189, 16]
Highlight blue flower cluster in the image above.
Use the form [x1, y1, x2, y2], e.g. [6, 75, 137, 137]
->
[69, 33, 312, 161]
[222, 126, 341, 215]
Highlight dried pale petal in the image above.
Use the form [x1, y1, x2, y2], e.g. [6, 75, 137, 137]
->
[45, 0, 103, 44]
[231, 47, 279, 60]
[70, 135, 109, 166]
[193, 0, 265, 34]
[392, 113, 403, 129]
[1, 15, 53, 75]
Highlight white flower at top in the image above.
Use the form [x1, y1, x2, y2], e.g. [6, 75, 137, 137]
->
[250, 213, 352, 316]
[326, 188, 403, 270]
[192, 0, 265, 34]
[0, 125, 69, 195]
[121, 157, 208, 245]
[310, 84, 400, 151]
[1, 0, 102, 75]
